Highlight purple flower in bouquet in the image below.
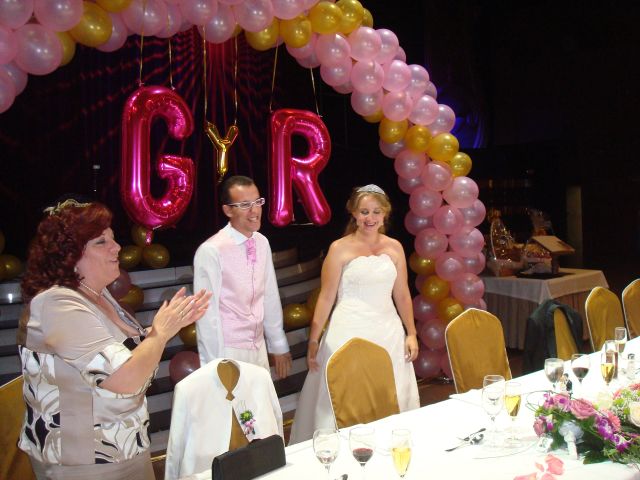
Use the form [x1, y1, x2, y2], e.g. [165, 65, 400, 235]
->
[570, 398, 596, 420]
[613, 434, 631, 453]
[595, 415, 616, 442]
[534, 417, 546, 436]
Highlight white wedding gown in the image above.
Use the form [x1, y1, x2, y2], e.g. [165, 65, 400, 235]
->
[289, 254, 420, 444]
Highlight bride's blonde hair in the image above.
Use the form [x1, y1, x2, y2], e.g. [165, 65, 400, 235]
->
[343, 185, 392, 236]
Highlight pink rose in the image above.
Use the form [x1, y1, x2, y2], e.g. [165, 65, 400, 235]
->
[605, 410, 621, 432]
[533, 417, 546, 436]
[570, 398, 596, 420]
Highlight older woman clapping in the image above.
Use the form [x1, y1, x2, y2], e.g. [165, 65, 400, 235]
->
[18, 199, 211, 480]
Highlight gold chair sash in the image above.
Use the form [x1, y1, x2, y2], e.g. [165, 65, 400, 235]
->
[445, 308, 512, 393]
[622, 279, 640, 339]
[585, 287, 625, 351]
[217, 361, 249, 451]
[326, 338, 400, 429]
[0, 376, 36, 479]
[553, 309, 578, 360]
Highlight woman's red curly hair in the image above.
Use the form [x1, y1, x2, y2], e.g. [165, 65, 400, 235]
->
[21, 202, 113, 302]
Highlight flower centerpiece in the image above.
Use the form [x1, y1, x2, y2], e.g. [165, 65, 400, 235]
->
[532, 384, 640, 464]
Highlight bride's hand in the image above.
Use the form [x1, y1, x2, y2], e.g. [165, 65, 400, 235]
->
[404, 334, 419, 362]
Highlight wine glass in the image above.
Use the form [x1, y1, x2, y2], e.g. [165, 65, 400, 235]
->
[571, 353, 590, 394]
[544, 358, 564, 392]
[482, 374, 505, 448]
[504, 381, 522, 447]
[313, 428, 340, 477]
[391, 429, 411, 478]
[615, 327, 628, 355]
[350, 426, 376, 479]
[601, 350, 616, 388]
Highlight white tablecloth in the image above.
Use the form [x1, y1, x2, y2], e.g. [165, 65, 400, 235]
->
[185, 339, 640, 480]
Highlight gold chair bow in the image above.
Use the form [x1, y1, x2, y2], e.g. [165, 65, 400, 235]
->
[622, 279, 640, 339]
[585, 287, 625, 351]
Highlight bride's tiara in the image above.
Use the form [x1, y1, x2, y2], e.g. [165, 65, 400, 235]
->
[356, 184, 386, 196]
[43, 199, 91, 216]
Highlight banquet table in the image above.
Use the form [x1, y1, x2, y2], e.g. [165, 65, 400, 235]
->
[482, 268, 609, 349]
[183, 339, 640, 480]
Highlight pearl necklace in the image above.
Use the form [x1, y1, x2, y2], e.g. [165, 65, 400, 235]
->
[79, 280, 103, 299]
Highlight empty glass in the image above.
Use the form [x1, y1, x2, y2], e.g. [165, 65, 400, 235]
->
[482, 374, 505, 447]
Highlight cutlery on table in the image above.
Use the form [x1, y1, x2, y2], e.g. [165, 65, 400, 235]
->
[445, 433, 484, 452]
[457, 427, 486, 442]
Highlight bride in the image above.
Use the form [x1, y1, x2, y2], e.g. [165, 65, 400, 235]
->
[289, 184, 420, 444]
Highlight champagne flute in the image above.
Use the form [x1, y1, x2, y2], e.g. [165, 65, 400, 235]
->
[601, 350, 616, 388]
[313, 428, 340, 477]
[391, 429, 411, 478]
[604, 340, 619, 379]
[504, 381, 522, 447]
[482, 374, 505, 448]
[615, 327, 628, 355]
[350, 426, 376, 479]
[544, 358, 564, 392]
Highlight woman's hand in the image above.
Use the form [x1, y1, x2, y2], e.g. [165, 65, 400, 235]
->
[307, 340, 320, 372]
[404, 334, 419, 362]
[150, 287, 212, 342]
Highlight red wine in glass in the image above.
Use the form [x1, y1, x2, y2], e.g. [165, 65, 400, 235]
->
[352, 447, 374, 465]
[572, 366, 589, 382]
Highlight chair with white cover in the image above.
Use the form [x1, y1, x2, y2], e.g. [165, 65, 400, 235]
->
[445, 308, 512, 394]
[622, 279, 640, 339]
[585, 286, 625, 351]
[164, 359, 283, 480]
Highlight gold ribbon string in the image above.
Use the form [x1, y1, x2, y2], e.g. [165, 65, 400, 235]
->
[168, 37, 173, 89]
[138, 0, 147, 86]
[310, 67, 320, 116]
[268, 44, 279, 113]
[233, 35, 238, 125]
[202, 26, 208, 120]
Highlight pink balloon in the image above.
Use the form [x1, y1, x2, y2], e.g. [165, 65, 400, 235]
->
[203, 3, 235, 42]
[442, 176, 479, 208]
[393, 46, 406, 62]
[349, 87, 382, 116]
[350, 59, 384, 94]
[415, 227, 448, 260]
[34, 0, 83, 32]
[320, 57, 352, 86]
[218, 0, 243, 4]
[379, 138, 404, 159]
[0, 62, 27, 95]
[424, 80, 437, 99]
[409, 186, 442, 218]
[459, 199, 486, 228]
[0, 0, 33, 29]
[381, 89, 413, 121]
[433, 205, 464, 236]
[169, 351, 200, 384]
[409, 94, 439, 126]
[451, 273, 485, 304]
[421, 160, 453, 192]
[269, 109, 332, 227]
[272, 0, 305, 20]
[461, 252, 486, 275]
[419, 318, 446, 350]
[286, 33, 317, 59]
[404, 210, 432, 235]
[97, 13, 128, 52]
[121, 86, 195, 230]
[448, 228, 485, 258]
[315, 32, 351, 66]
[429, 103, 457, 135]
[398, 175, 422, 195]
[406, 64, 430, 98]
[122, 0, 168, 36]
[375, 28, 398, 64]
[232, 0, 274, 32]
[413, 295, 437, 322]
[394, 149, 426, 180]
[347, 26, 380, 61]
[333, 80, 353, 94]
[179, 0, 217, 25]
[382, 59, 410, 92]
[413, 347, 443, 379]
[0, 68, 15, 113]
[0, 25, 17, 64]
[464, 298, 487, 311]
[296, 50, 321, 68]
[156, 3, 183, 38]
[440, 352, 453, 379]
[434, 251, 465, 282]
[14, 23, 62, 76]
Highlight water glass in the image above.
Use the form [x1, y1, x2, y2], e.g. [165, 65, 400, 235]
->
[313, 428, 340, 477]
[482, 374, 505, 447]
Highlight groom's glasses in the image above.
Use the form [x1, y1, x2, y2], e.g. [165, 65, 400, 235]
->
[226, 198, 265, 210]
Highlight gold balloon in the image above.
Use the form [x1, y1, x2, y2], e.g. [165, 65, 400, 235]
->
[379, 117, 408, 144]
[96, 0, 132, 13]
[70, 1, 112, 47]
[56, 32, 76, 66]
[426, 133, 459, 163]
[361, 8, 373, 28]
[119, 285, 144, 310]
[244, 19, 279, 51]
[404, 125, 432, 153]
[131, 224, 153, 247]
[420, 275, 449, 303]
[178, 324, 197, 347]
[0, 230, 4, 254]
[0, 254, 23, 280]
[119, 245, 142, 271]
[363, 110, 384, 123]
[309, 1, 343, 34]
[205, 122, 239, 184]
[437, 297, 464, 323]
[306, 287, 321, 313]
[409, 252, 436, 276]
[280, 15, 311, 48]
[142, 244, 170, 269]
[0, 261, 5, 281]
[283, 303, 312, 330]
[450, 152, 473, 177]
[336, 0, 364, 34]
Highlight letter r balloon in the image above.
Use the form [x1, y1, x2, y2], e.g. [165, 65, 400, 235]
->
[269, 109, 332, 227]
[121, 86, 195, 231]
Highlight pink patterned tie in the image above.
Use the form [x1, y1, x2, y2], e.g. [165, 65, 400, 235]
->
[246, 237, 256, 266]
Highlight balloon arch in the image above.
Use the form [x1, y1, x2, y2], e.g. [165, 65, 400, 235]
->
[0, 0, 487, 380]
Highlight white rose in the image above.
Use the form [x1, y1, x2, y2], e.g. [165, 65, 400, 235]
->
[629, 401, 640, 427]
[595, 391, 613, 410]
